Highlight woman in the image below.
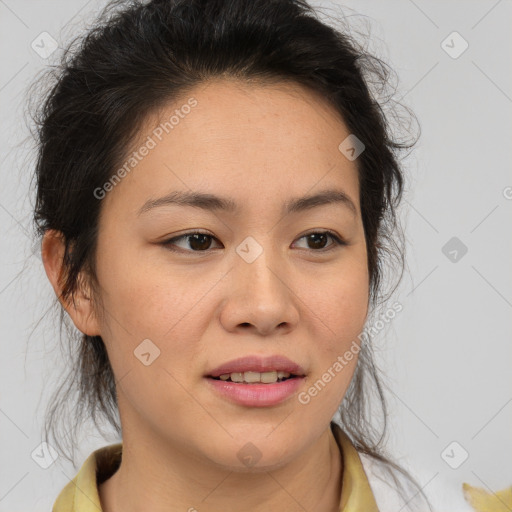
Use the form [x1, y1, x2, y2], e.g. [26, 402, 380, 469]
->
[30, 0, 466, 510]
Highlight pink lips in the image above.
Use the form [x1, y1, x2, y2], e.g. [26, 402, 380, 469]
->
[206, 376, 305, 407]
[206, 354, 306, 378]
[205, 354, 306, 407]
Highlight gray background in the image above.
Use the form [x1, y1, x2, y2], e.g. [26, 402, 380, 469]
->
[1, 0, 511, 510]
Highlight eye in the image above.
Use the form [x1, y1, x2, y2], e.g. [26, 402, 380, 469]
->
[160, 230, 347, 254]
[161, 231, 222, 253]
[292, 230, 347, 252]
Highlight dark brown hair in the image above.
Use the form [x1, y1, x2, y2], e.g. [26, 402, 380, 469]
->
[28, 0, 427, 508]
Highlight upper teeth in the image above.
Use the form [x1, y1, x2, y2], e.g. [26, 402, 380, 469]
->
[219, 371, 291, 383]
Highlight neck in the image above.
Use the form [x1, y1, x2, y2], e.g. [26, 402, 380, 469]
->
[99, 419, 343, 512]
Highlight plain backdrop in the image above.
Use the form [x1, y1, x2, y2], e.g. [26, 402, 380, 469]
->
[0, 0, 511, 510]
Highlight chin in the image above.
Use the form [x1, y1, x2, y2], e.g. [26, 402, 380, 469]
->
[200, 434, 301, 473]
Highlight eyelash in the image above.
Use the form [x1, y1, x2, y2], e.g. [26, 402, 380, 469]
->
[160, 230, 347, 254]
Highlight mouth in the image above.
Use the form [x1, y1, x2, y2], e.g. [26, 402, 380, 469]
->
[207, 370, 302, 384]
[204, 355, 306, 406]
[206, 354, 306, 379]
[205, 370, 306, 407]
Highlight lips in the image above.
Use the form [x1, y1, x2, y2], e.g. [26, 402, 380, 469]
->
[206, 354, 306, 378]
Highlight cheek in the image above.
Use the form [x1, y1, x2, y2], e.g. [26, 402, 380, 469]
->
[96, 239, 211, 336]
[305, 254, 369, 345]
[92, 253, 195, 386]
[117, 361, 195, 417]
[301, 256, 368, 403]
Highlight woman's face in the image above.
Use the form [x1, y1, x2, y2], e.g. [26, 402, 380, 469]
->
[74, 78, 369, 469]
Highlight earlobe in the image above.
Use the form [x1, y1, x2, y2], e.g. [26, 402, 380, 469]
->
[40, 229, 101, 336]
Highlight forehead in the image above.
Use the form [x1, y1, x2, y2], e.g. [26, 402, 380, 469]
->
[168, 77, 350, 148]
[102, 78, 360, 217]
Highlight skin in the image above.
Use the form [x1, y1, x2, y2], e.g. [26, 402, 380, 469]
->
[42, 78, 370, 512]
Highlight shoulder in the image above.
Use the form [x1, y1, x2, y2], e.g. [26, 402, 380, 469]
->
[359, 453, 476, 512]
[52, 442, 122, 512]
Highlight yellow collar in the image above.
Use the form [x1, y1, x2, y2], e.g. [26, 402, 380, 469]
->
[52, 423, 379, 511]
[331, 422, 380, 512]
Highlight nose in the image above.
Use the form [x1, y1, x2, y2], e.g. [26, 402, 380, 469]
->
[219, 243, 300, 337]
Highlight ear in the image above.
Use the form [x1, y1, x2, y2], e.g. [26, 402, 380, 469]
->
[41, 229, 101, 336]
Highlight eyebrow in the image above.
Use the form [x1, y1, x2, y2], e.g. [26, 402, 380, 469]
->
[137, 188, 357, 217]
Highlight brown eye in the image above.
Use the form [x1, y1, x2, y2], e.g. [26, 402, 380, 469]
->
[293, 231, 346, 252]
[161, 232, 222, 253]
[186, 233, 214, 251]
[306, 233, 329, 250]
